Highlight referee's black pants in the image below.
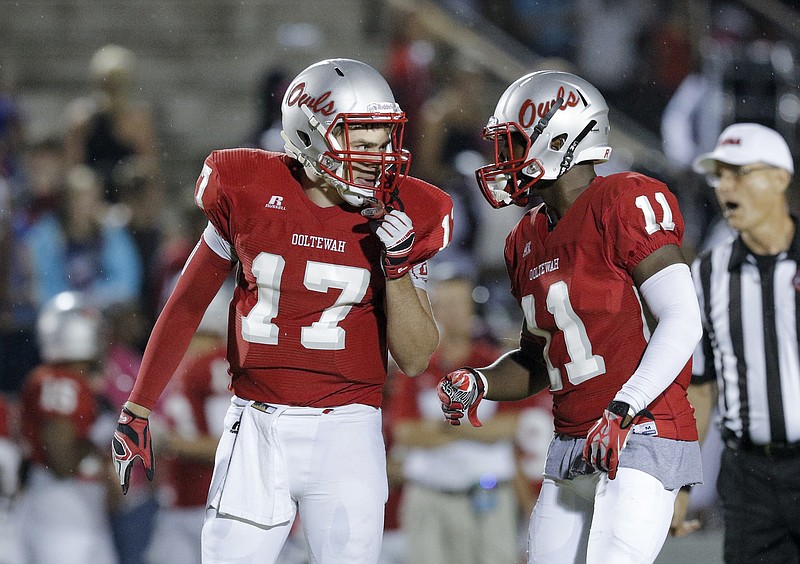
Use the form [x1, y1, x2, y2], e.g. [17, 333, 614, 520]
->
[717, 446, 800, 564]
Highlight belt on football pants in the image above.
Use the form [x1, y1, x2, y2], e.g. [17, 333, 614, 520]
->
[722, 429, 800, 458]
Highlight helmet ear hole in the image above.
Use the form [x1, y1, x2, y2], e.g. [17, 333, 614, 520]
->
[550, 134, 567, 151]
[296, 130, 312, 148]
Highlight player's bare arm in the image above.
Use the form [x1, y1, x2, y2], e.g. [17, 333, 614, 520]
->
[686, 380, 716, 444]
[670, 383, 711, 537]
[438, 335, 549, 427]
[481, 338, 550, 401]
[386, 279, 438, 377]
[631, 243, 688, 287]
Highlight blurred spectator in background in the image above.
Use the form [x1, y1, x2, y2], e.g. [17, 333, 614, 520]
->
[660, 3, 756, 257]
[390, 272, 531, 564]
[111, 157, 167, 329]
[661, 56, 726, 257]
[143, 201, 211, 326]
[251, 66, 291, 152]
[24, 164, 143, 310]
[379, 369, 408, 564]
[0, 148, 40, 393]
[0, 391, 21, 563]
[147, 282, 233, 564]
[412, 56, 494, 276]
[646, 0, 694, 96]
[64, 44, 160, 204]
[575, 0, 658, 132]
[15, 292, 118, 564]
[0, 77, 25, 188]
[383, 10, 437, 152]
[22, 135, 66, 220]
[508, 0, 577, 61]
[511, 392, 554, 559]
[414, 55, 489, 186]
[426, 150, 483, 268]
[0, 392, 20, 502]
[98, 299, 159, 564]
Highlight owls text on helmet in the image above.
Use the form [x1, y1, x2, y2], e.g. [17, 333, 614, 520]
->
[280, 58, 410, 207]
[476, 70, 612, 208]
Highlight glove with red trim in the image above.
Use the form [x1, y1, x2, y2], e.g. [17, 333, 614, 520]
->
[373, 209, 415, 279]
[583, 400, 637, 480]
[111, 407, 155, 494]
[437, 368, 487, 427]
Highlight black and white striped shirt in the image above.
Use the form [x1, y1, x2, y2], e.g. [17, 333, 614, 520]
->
[692, 229, 800, 445]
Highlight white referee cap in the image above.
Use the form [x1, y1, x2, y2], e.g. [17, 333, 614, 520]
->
[692, 123, 794, 175]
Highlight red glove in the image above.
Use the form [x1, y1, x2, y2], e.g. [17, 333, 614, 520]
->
[373, 209, 415, 279]
[582, 400, 637, 480]
[111, 407, 155, 494]
[437, 368, 487, 427]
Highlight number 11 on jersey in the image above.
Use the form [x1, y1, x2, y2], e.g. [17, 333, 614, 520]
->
[521, 281, 606, 392]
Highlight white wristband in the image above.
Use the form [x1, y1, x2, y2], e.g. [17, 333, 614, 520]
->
[472, 367, 489, 398]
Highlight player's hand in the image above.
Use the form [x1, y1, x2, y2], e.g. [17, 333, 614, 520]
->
[373, 209, 415, 279]
[583, 400, 636, 480]
[111, 407, 154, 494]
[437, 368, 486, 427]
[670, 487, 702, 537]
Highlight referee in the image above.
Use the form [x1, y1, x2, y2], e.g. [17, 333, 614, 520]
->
[674, 123, 800, 563]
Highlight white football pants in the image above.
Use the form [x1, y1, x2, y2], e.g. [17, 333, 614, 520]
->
[202, 400, 387, 563]
[528, 467, 678, 564]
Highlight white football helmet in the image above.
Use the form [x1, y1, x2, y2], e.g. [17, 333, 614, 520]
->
[37, 292, 104, 364]
[476, 70, 612, 208]
[280, 58, 411, 207]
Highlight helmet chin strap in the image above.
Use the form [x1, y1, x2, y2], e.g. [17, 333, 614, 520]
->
[557, 119, 597, 177]
[521, 97, 562, 181]
[531, 97, 562, 144]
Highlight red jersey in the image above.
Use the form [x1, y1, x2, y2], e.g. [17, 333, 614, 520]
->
[505, 172, 696, 440]
[195, 149, 453, 408]
[21, 365, 98, 466]
[161, 345, 231, 508]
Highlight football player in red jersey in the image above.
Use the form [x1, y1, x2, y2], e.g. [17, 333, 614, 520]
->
[437, 71, 703, 564]
[17, 292, 119, 564]
[112, 58, 453, 563]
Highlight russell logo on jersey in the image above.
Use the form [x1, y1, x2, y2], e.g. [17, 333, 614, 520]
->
[265, 195, 286, 210]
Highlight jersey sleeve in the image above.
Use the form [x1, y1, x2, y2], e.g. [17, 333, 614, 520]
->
[504, 205, 547, 303]
[194, 150, 237, 243]
[602, 175, 685, 273]
[129, 239, 233, 409]
[402, 178, 454, 266]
